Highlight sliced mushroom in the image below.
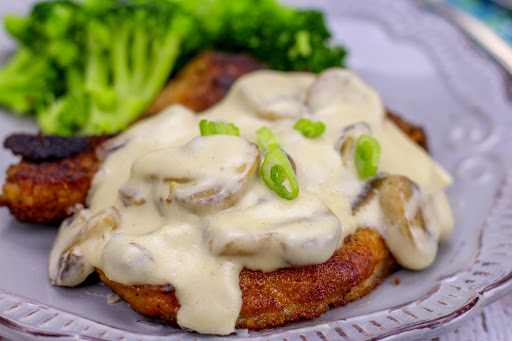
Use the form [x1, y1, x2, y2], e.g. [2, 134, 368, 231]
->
[350, 175, 452, 270]
[69, 206, 121, 244]
[51, 207, 121, 286]
[306, 69, 384, 123]
[54, 248, 92, 287]
[351, 177, 381, 214]
[96, 135, 127, 161]
[422, 189, 454, 243]
[100, 233, 156, 283]
[119, 186, 146, 206]
[123, 135, 260, 215]
[336, 122, 371, 166]
[238, 71, 310, 120]
[377, 175, 437, 270]
[202, 191, 342, 271]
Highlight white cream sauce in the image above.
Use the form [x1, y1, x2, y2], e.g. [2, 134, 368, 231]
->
[49, 69, 454, 335]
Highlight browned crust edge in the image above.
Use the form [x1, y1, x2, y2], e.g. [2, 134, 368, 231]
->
[98, 227, 397, 331]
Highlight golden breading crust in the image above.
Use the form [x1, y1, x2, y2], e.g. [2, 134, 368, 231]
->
[0, 135, 110, 224]
[387, 111, 428, 150]
[0, 154, 96, 224]
[145, 50, 267, 114]
[98, 227, 397, 330]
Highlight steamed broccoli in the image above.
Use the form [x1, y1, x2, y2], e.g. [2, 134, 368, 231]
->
[2, 0, 91, 132]
[38, 1, 202, 135]
[0, 1, 82, 115]
[0, 48, 57, 114]
[4, 1, 85, 72]
[173, 0, 347, 72]
[0, 0, 346, 135]
[2, 0, 203, 135]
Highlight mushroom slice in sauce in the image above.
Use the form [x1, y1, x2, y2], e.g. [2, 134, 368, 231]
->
[421, 189, 454, 243]
[351, 175, 453, 270]
[122, 135, 261, 215]
[377, 176, 438, 270]
[306, 69, 384, 123]
[50, 207, 121, 286]
[202, 191, 342, 271]
[351, 176, 381, 215]
[336, 122, 371, 166]
[100, 233, 157, 283]
[96, 135, 127, 162]
[239, 72, 309, 120]
[119, 186, 146, 206]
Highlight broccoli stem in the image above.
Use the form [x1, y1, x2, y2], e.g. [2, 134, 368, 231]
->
[145, 35, 180, 99]
[81, 21, 183, 134]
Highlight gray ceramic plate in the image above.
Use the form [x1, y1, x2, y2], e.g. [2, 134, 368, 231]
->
[1, 0, 512, 340]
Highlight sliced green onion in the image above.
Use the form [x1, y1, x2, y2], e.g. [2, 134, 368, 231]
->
[355, 134, 381, 178]
[261, 148, 299, 200]
[199, 119, 240, 136]
[256, 126, 280, 150]
[293, 118, 325, 138]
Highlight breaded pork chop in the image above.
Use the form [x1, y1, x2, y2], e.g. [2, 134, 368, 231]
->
[98, 227, 396, 330]
[0, 135, 110, 224]
[0, 52, 429, 332]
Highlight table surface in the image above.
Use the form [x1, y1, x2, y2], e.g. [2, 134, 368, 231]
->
[444, 0, 512, 44]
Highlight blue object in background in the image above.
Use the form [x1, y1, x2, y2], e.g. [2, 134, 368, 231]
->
[444, 0, 512, 43]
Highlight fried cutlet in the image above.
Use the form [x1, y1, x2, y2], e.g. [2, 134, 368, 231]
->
[98, 227, 396, 330]
[0, 52, 433, 333]
[0, 135, 110, 224]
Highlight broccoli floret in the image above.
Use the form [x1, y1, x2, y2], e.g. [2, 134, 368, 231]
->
[4, 1, 85, 70]
[6, 0, 203, 135]
[173, 0, 346, 72]
[222, 2, 347, 72]
[37, 91, 89, 135]
[76, 1, 202, 134]
[1, 0, 89, 119]
[0, 48, 57, 114]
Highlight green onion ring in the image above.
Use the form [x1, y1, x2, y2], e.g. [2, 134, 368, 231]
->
[199, 119, 240, 136]
[355, 134, 381, 178]
[261, 148, 299, 200]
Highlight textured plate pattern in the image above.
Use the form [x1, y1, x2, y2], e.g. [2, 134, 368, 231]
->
[1, 0, 512, 340]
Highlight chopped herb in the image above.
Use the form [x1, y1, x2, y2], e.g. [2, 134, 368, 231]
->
[294, 118, 325, 138]
[256, 126, 280, 150]
[261, 148, 299, 200]
[355, 134, 380, 178]
[199, 119, 240, 136]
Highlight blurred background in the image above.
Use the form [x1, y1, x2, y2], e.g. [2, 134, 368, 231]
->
[444, 0, 512, 43]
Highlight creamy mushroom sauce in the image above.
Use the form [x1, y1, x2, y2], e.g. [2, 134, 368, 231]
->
[49, 69, 454, 335]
